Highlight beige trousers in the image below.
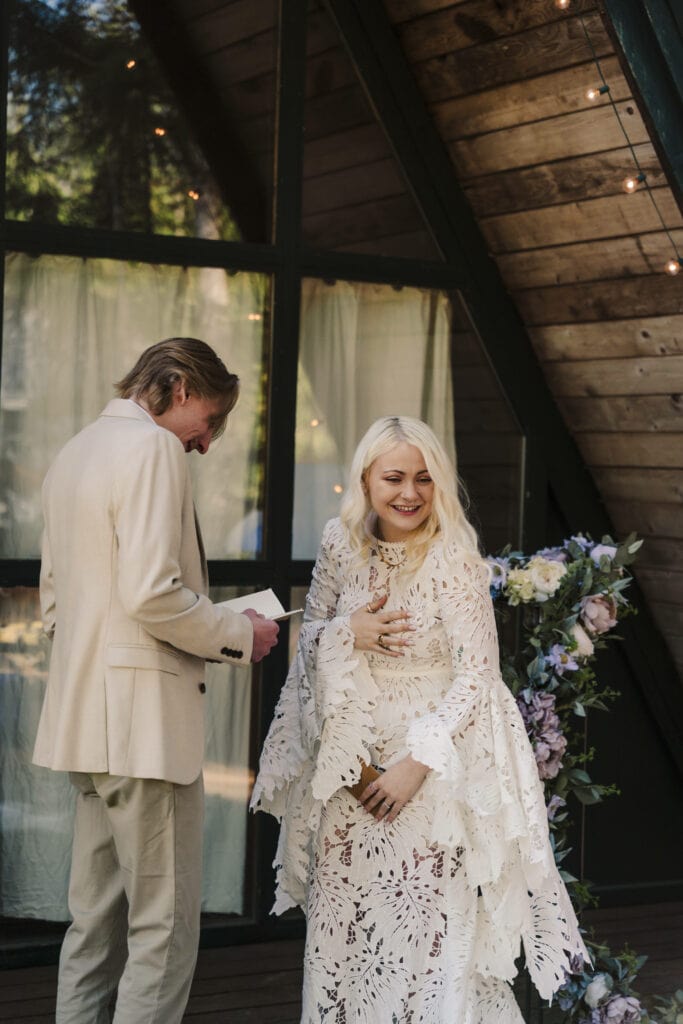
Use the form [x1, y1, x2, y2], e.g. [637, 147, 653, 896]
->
[56, 772, 204, 1024]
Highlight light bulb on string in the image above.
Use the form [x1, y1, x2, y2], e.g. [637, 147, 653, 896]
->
[621, 173, 646, 194]
[333, 484, 343, 495]
[154, 127, 166, 137]
[310, 419, 320, 428]
[125, 59, 136, 70]
[187, 189, 201, 201]
[586, 84, 610, 102]
[664, 257, 681, 276]
[554, 0, 571, 9]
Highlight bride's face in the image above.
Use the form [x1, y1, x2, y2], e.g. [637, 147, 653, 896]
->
[364, 442, 434, 543]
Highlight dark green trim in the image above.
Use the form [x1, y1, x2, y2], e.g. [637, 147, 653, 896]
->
[600, 0, 683, 214]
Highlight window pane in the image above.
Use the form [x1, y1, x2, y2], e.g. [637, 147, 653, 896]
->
[6, 0, 276, 241]
[292, 279, 455, 558]
[301, 2, 440, 259]
[0, 586, 257, 932]
[0, 252, 268, 559]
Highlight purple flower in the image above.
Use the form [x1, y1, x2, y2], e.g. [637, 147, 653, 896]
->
[537, 545, 567, 563]
[517, 692, 568, 780]
[547, 644, 579, 675]
[603, 995, 642, 1023]
[487, 556, 510, 591]
[566, 534, 591, 551]
[547, 794, 566, 820]
[590, 543, 617, 565]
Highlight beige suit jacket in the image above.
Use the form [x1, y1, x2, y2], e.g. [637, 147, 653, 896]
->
[33, 399, 254, 785]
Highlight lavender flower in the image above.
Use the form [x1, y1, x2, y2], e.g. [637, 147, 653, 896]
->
[537, 545, 567, 563]
[487, 556, 510, 592]
[590, 995, 643, 1024]
[566, 534, 591, 551]
[590, 543, 617, 565]
[517, 692, 568, 780]
[546, 794, 566, 821]
[547, 643, 579, 676]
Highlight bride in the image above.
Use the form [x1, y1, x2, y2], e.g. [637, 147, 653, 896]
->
[251, 415, 587, 1023]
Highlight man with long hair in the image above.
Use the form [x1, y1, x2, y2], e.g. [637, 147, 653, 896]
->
[34, 338, 279, 1023]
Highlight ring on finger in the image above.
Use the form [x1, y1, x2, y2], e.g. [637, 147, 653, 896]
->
[366, 603, 375, 614]
[377, 633, 391, 650]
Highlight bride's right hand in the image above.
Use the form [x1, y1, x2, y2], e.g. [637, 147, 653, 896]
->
[349, 594, 413, 658]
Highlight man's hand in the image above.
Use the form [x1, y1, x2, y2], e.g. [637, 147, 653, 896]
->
[242, 608, 279, 663]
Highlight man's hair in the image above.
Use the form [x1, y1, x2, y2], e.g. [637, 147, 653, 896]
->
[116, 337, 240, 437]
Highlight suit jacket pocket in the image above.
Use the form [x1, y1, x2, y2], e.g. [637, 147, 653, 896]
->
[106, 643, 181, 675]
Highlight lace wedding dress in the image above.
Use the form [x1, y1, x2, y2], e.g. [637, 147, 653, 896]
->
[251, 518, 587, 1023]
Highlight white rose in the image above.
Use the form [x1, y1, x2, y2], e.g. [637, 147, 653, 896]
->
[570, 622, 594, 658]
[527, 556, 567, 601]
[584, 973, 612, 1009]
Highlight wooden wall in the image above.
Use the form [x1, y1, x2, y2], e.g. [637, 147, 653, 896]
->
[166, 0, 683, 678]
[385, 0, 683, 678]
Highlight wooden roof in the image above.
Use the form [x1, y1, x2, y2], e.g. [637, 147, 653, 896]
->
[150, 0, 683, 679]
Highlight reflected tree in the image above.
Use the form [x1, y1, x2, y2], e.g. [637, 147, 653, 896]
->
[7, 0, 238, 239]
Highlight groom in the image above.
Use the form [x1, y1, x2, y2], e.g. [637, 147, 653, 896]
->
[33, 337, 279, 1023]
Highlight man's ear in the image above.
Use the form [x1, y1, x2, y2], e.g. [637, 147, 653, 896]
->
[173, 378, 189, 405]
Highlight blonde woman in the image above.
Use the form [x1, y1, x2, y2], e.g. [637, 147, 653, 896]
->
[252, 416, 586, 1023]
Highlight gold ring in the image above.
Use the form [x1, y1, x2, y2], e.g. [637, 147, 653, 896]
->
[377, 633, 390, 650]
[366, 603, 374, 614]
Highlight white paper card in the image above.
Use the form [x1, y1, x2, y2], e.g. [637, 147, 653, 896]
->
[218, 588, 287, 620]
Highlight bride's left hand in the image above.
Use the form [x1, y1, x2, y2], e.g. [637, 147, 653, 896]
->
[359, 755, 429, 824]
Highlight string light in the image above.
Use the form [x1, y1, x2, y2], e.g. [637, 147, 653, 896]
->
[247, 313, 262, 321]
[621, 172, 646, 194]
[153, 127, 166, 137]
[554, 0, 571, 9]
[333, 484, 344, 494]
[585, 84, 610, 102]
[310, 418, 320, 427]
[125, 59, 136, 70]
[187, 189, 200, 201]
[575, 12, 681, 274]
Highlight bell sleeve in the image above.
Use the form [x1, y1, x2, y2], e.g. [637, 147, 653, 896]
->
[405, 547, 589, 1000]
[250, 517, 377, 912]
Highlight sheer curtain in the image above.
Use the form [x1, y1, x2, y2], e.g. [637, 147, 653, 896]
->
[0, 253, 268, 919]
[293, 278, 455, 557]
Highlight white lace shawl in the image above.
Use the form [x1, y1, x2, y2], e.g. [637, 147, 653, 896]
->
[250, 518, 589, 1000]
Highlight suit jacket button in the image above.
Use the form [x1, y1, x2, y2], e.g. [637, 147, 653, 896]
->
[198, 682, 206, 694]
[221, 646, 242, 658]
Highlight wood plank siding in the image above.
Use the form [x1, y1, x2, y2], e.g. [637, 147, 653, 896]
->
[166, 0, 683, 677]
[385, 0, 683, 676]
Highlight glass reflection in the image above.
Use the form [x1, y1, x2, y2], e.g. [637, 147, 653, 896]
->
[7, 0, 242, 240]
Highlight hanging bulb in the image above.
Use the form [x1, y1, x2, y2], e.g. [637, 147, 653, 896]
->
[554, 0, 571, 9]
[154, 127, 166, 137]
[586, 84, 610, 101]
[187, 189, 201, 201]
[664, 257, 681, 276]
[125, 59, 136, 70]
[621, 173, 646, 194]
[333, 484, 343, 494]
[310, 419, 320, 428]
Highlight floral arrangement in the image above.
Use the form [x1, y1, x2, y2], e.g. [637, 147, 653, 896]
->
[487, 531, 671, 1023]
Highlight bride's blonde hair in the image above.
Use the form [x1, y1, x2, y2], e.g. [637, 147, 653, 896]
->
[339, 416, 484, 572]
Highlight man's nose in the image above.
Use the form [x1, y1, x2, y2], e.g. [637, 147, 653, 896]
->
[196, 428, 212, 455]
